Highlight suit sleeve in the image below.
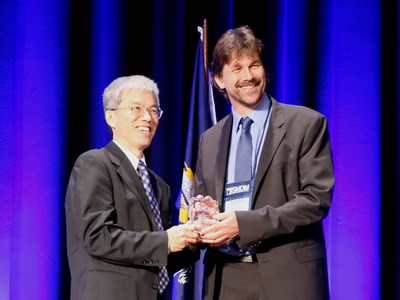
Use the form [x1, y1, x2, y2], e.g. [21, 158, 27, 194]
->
[235, 113, 334, 248]
[65, 150, 169, 266]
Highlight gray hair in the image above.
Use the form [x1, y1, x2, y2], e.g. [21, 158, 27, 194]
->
[102, 75, 160, 111]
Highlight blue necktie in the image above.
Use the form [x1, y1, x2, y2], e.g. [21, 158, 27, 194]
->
[235, 117, 253, 182]
[137, 160, 169, 294]
[219, 117, 255, 257]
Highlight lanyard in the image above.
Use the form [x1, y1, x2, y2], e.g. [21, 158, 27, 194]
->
[252, 105, 272, 178]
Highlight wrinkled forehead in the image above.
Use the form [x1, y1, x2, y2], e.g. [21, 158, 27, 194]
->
[226, 50, 262, 65]
[120, 88, 158, 105]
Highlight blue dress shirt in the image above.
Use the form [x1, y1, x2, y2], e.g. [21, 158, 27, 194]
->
[226, 94, 272, 184]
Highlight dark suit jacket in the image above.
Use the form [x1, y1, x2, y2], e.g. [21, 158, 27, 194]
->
[65, 141, 196, 300]
[195, 98, 334, 300]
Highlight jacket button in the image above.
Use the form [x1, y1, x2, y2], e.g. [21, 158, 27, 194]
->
[152, 284, 158, 290]
[142, 260, 147, 265]
[154, 259, 159, 265]
[148, 260, 153, 265]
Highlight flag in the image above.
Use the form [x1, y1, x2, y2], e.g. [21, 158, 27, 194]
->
[171, 26, 216, 300]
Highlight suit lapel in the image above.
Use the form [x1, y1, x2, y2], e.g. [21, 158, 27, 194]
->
[215, 115, 233, 207]
[104, 142, 157, 228]
[253, 99, 286, 205]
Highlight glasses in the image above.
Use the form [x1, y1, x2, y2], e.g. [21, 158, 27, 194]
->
[109, 104, 163, 119]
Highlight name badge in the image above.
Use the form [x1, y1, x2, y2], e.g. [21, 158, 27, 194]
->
[223, 180, 254, 212]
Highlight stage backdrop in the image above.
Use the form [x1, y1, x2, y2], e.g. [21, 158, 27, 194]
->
[0, 0, 398, 299]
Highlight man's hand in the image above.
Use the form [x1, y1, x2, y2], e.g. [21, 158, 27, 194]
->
[199, 211, 239, 246]
[166, 223, 201, 252]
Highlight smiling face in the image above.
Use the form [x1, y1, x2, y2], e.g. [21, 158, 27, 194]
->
[105, 88, 159, 159]
[214, 51, 266, 116]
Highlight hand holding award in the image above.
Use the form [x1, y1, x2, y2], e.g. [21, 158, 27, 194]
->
[188, 196, 219, 229]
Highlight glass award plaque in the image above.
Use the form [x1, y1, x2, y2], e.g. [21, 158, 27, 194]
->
[188, 197, 219, 229]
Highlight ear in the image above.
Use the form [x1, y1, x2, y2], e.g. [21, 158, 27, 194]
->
[214, 75, 225, 90]
[105, 110, 116, 129]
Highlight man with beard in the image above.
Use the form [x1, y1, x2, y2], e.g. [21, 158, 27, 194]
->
[196, 26, 334, 299]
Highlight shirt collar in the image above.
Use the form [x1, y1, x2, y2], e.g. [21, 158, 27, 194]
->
[231, 94, 271, 132]
[112, 140, 146, 171]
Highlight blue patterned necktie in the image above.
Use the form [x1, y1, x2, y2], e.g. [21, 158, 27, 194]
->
[219, 116, 255, 256]
[137, 160, 169, 294]
[235, 117, 253, 182]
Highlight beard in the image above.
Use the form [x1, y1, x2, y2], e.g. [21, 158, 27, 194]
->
[228, 78, 265, 109]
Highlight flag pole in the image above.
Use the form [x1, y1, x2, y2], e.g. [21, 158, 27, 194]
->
[202, 19, 208, 84]
[202, 19, 217, 125]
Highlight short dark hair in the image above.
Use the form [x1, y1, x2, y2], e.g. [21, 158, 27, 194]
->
[211, 26, 265, 97]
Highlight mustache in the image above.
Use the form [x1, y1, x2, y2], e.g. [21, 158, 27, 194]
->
[236, 78, 261, 88]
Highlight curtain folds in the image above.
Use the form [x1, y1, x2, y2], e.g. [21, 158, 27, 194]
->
[0, 0, 398, 299]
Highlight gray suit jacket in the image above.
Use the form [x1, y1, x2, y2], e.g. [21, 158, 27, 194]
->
[65, 141, 195, 300]
[195, 98, 334, 300]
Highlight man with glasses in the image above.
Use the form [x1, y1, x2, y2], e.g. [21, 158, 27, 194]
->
[65, 75, 200, 300]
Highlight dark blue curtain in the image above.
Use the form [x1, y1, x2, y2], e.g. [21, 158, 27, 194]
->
[0, 0, 398, 299]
